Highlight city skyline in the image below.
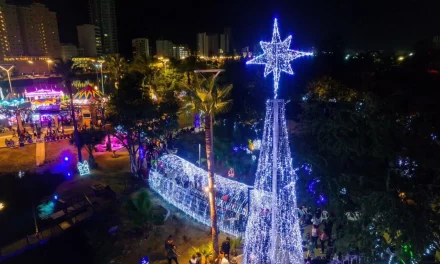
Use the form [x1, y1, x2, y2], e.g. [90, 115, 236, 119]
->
[10, 0, 440, 56]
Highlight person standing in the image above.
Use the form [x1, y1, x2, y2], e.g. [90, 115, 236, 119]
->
[324, 220, 333, 239]
[320, 230, 328, 254]
[165, 235, 179, 264]
[220, 254, 230, 264]
[195, 253, 202, 264]
[221, 237, 231, 260]
[311, 225, 320, 249]
[189, 255, 197, 264]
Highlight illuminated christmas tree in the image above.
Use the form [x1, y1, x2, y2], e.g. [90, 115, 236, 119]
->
[243, 19, 312, 264]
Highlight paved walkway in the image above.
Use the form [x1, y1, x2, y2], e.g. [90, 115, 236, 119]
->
[0, 126, 74, 148]
[0, 207, 93, 260]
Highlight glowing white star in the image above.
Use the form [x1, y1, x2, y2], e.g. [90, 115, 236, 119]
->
[247, 18, 313, 98]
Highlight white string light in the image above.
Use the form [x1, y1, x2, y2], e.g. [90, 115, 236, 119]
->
[77, 161, 90, 176]
[243, 100, 303, 264]
[244, 18, 310, 264]
[246, 18, 313, 99]
[149, 154, 251, 237]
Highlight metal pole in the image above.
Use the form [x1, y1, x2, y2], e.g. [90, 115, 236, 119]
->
[198, 143, 201, 167]
[32, 203, 39, 234]
[271, 100, 279, 263]
[7, 70, 12, 93]
[95, 67, 99, 85]
[100, 63, 104, 94]
[247, 187, 253, 216]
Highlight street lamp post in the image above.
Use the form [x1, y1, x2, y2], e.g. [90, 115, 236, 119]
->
[46, 60, 53, 75]
[98, 60, 105, 94]
[0, 65, 14, 93]
[163, 58, 169, 73]
[95, 64, 99, 85]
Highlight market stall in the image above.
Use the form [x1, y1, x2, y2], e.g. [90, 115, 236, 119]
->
[73, 85, 104, 127]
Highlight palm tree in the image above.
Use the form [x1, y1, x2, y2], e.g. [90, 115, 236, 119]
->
[54, 60, 82, 162]
[71, 126, 106, 168]
[180, 75, 232, 258]
[105, 54, 127, 89]
[129, 55, 162, 91]
[179, 56, 208, 85]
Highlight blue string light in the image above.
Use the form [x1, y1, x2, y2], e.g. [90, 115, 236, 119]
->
[246, 18, 313, 98]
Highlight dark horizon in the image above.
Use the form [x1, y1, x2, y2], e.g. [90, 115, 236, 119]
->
[12, 0, 440, 56]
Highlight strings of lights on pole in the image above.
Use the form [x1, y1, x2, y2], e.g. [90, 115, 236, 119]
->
[244, 18, 311, 264]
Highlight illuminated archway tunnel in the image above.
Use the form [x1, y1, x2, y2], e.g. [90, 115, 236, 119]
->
[149, 154, 251, 237]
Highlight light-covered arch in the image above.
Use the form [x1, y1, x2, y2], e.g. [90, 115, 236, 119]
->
[149, 154, 250, 237]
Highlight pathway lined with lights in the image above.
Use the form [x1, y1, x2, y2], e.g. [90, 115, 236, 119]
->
[149, 154, 251, 237]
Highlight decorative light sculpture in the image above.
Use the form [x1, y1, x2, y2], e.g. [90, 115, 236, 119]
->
[149, 154, 250, 237]
[24, 89, 64, 99]
[246, 18, 313, 99]
[77, 161, 90, 176]
[244, 18, 310, 264]
[140, 256, 149, 264]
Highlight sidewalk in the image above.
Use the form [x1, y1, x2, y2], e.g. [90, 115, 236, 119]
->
[0, 126, 74, 148]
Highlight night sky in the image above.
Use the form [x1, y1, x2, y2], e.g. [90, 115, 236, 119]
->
[12, 0, 440, 55]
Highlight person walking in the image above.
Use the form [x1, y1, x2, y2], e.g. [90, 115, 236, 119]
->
[320, 230, 328, 254]
[221, 237, 231, 260]
[165, 235, 179, 264]
[311, 225, 320, 249]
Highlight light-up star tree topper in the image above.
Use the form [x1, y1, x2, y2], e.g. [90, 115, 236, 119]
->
[246, 18, 313, 98]
[243, 18, 311, 264]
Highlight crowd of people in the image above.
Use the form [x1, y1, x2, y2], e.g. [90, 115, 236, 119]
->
[298, 206, 360, 264]
[164, 235, 237, 264]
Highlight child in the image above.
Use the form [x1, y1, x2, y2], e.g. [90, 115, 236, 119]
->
[189, 254, 197, 264]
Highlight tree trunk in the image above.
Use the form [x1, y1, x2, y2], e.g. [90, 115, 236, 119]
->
[127, 133, 139, 177]
[87, 146, 96, 168]
[129, 152, 137, 176]
[16, 111, 23, 132]
[107, 133, 112, 151]
[67, 80, 82, 162]
[205, 114, 219, 258]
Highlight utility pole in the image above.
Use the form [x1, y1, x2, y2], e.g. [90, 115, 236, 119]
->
[0, 65, 15, 93]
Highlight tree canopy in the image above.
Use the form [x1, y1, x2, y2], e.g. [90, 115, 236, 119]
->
[294, 76, 440, 261]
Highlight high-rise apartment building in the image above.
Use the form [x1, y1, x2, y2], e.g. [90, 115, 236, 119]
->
[172, 45, 189, 59]
[17, 3, 60, 58]
[89, 0, 118, 54]
[197, 33, 208, 57]
[0, 0, 23, 60]
[208, 34, 219, 56]
[132, 38, 149, 58]
[60, 43, 78, 62]
[77, 24, 102, 57]
[156, 39, 174, 57]
[220, 34, 229, 54]
[224, 27, 232, 53]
